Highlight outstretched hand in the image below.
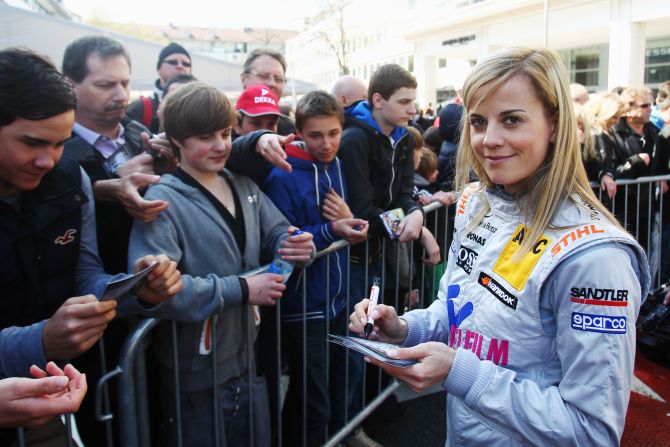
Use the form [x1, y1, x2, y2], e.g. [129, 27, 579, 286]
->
[256, 133, 295, 173]
[0, 362, 87, 428]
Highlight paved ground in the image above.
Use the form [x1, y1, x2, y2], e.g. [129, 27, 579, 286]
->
[363, 389, 446, 446]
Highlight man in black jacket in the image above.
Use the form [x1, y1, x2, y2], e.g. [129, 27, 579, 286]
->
[612, 86, 660, 250]
[0, 47, 181, 445]
[126, 42, 192, 133]
[334, 64, 424, 444]
[62, 35, 169, 273]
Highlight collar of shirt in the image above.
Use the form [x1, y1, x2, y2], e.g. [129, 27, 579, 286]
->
[73, 122, 126, 159]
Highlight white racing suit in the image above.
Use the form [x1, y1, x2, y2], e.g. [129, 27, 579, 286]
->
[401, 185, 650, 446]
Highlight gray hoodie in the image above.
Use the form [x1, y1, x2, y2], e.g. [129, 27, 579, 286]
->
[127, 170, 290, 391]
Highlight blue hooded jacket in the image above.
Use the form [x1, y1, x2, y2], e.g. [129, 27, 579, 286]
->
[263, 141, 350, 322]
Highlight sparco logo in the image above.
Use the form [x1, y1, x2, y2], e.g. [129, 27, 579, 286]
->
[466, 232, 486, 246]
[478, 272, 518, 310]
[570, 287, 628, 306]
[456, 246, 478, 274]
[571, 312, 627, 334]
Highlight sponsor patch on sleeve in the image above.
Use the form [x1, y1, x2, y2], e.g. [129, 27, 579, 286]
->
[493, 225, 551, 291]
[570, 287, 629, 306]
[571, 312, 627, 334]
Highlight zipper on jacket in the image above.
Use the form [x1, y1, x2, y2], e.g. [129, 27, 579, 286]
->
[387, 132, 408, 208]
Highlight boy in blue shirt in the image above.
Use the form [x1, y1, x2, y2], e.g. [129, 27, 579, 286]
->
[263, 91, 368, 446]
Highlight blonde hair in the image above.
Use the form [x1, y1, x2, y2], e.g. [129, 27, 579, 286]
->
[621, 86, 653, 113]
[588, 92, 625, 134]
[573, 103, 595, 161]
[455, 47, 623, 256]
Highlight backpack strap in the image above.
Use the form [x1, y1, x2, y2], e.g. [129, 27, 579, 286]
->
[140, 96, 153, 128]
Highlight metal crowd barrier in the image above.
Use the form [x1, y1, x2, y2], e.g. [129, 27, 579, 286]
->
[91, 200, 451, 447]
[591, 174, 670, 289]
[14, 174, 670, 447]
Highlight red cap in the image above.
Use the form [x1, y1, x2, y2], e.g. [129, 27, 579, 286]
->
[235, 84, 280, 117]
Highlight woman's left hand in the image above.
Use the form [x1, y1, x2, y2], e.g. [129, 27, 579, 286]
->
[366, 341, 456, 393]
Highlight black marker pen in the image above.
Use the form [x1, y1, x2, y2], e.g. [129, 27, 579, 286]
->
[364, 277, 381, 339]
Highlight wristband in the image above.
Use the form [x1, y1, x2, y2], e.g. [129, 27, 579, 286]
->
[239, 277, 249, 305]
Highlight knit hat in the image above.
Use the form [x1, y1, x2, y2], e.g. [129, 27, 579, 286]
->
[236, 85, 280, 117]
[157, 43, 191, 70]
[438, 103, 463, 142]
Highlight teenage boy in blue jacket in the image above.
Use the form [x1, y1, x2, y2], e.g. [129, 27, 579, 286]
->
[263, 91, 368, 446]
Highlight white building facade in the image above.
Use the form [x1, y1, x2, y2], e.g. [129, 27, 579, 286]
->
[286, 0, 670, 107]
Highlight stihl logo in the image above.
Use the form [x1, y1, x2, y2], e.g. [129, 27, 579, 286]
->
[457, 192, 470, 215]
[54, 229, 77, 245]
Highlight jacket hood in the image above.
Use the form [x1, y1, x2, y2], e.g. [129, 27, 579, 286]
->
[284, 140, 342, 172]
[438, 103, 463, 142]
[285, 140, 315, 162]
[350, 100, 408, 143]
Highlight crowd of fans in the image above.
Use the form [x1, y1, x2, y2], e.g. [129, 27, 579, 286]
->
[1, 32, 668, 447]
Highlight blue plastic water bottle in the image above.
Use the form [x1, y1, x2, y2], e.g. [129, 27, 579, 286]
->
[267, 228, 303, 283]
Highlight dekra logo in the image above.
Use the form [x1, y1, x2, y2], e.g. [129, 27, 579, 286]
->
[456, 246, 478, 274]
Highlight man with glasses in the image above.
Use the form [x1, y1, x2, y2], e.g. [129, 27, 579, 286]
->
[612, 86, 660, 251]
[613, 87, 659, 177]
[127, 42, 192, 134]
[241, 48, 295, 135]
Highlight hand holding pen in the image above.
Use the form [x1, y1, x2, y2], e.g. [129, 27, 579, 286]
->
[364, 278, 381, 338]
[349, 278, 408, 345]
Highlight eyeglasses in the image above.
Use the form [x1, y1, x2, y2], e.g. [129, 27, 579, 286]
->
[164, 59, 192, 68]
[630, 102, 651, 109]
[245, 71, 286, 84]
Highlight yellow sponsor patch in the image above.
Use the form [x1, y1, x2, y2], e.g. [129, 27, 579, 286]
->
[493, 224, 552, 291]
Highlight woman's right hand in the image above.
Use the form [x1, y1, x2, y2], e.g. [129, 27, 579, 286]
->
[349, 299, 408, 344]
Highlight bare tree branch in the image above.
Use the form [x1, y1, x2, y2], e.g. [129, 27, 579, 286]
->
[316, 0, 349, 75]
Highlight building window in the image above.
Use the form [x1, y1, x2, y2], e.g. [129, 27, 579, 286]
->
[438, 58, 447, 68]
[645, 38, 670, 90]
[558, 45, 606, 91]
[571, 48, 599, 87]
[408, 55, 414, 73]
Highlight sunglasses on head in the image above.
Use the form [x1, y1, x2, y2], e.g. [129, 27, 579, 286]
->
[164, 59, 191, 68]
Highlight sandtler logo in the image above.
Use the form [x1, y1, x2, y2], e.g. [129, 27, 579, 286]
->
[478, 272, 518, 310]
[571, 312, 626, 334]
